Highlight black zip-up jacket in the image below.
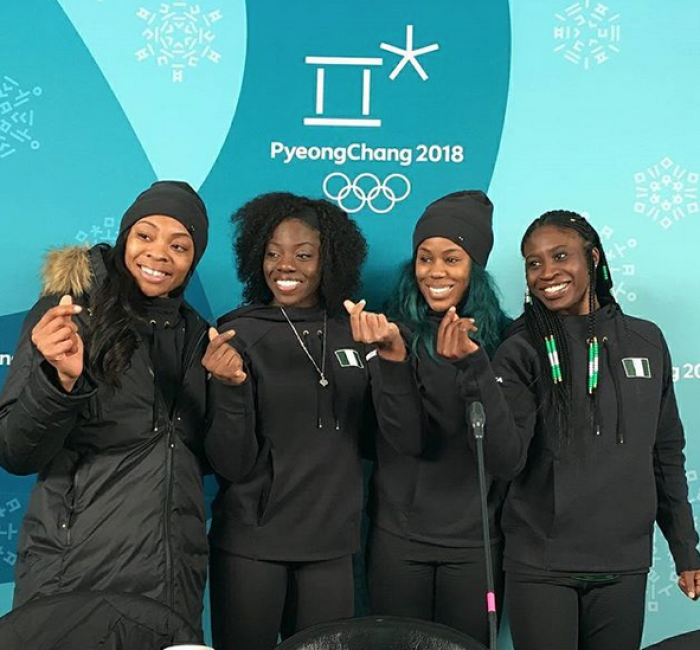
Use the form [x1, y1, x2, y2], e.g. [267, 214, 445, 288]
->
[0, 245, 211, 632]
[454, 304, 700, 573]
[370, 329, 505, 548]
[205, 305, 421, 561]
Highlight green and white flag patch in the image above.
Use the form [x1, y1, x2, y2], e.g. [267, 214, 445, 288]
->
[622, 357, 651, 379]
[335, 349, 364, 368]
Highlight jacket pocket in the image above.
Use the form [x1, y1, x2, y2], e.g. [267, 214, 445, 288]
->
[257, 445, 280, 526]
[223, 439, 279, 527]
[15, 547, 62, 602]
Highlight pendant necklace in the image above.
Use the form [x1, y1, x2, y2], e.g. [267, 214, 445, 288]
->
[280, 308, 329, 387]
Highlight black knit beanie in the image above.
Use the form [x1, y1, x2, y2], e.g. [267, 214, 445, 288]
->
[412, 190, 494, 267]
[120, 180, 209, 268]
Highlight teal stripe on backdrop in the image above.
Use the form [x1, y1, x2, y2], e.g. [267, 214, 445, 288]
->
[56, 0, 247, 191]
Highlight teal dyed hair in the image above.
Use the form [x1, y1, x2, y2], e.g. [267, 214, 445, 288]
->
[386, 258, 511, 359]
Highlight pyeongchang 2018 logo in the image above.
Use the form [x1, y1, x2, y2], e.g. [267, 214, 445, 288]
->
[269, 25, 467, 215]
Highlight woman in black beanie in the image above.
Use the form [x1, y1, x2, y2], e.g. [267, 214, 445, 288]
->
[365, 190, 511, 645]
[0, 181, 244, 637]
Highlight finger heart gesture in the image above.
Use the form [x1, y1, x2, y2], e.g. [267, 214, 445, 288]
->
[436, 306, 480, 361]
[202, 327, 247, 386]
[31, 295, 84, 391]
[344, 299, 406, 363]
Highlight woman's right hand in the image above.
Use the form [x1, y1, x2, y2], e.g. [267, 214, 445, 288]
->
[436, 306, 479, 361]
[31, 295, 84, 392]
[202, 327, 247, 385]
[344, 299, 407, 362]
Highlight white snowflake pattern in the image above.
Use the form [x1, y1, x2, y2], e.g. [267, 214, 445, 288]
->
[599, 225, 637, 304]
[553, 1, 621, 70]
[0, 75, 42, 160]
[75, 217, 118, 246]
[647, 468, 700, 613]
[135, 2, 223, 83]
[634, 156, 699, 230]
[0, 497, 22, 568]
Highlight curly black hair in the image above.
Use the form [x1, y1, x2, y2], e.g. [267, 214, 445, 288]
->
[232, 192, 368, 315]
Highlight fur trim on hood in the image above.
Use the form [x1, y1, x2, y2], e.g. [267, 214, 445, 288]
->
[41, 246, 94, 297]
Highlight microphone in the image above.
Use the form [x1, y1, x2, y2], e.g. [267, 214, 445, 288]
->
[470, 401, 485, 439]
[470, 399, 497, 650]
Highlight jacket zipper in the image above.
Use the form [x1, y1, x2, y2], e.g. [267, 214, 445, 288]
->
[602, 338, 625, 444]
[162, 325, 207, 610]
[63, 464, 83, 546]
[164, 422, 175, 609]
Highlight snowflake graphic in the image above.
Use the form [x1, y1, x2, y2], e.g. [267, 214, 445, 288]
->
[0, 75, 42, 160]
[135, 2, 223, 83]
[599, 225, 637, 304]
[553, 1, 621, 70]
[0, 496, 23, 574]
[648, 467, 700, 613]
[634, 156, 699, 230]
[75, 217, 118, 246]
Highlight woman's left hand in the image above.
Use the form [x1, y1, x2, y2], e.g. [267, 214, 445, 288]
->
[202, 328, 247, 385]
[678, 570, 700, 600]
[436, 306, 480, 361]
[344, 299, 407, 362]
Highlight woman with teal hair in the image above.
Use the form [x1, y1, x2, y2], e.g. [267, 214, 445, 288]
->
[365, 190, 511, 645]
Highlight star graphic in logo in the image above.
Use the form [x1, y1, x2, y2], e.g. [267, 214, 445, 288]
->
[380, 25, 439, 81]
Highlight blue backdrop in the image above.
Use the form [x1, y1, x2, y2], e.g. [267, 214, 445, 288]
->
[1, 1, 699, 647]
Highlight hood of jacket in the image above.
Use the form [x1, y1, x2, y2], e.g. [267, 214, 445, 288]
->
[217, 303, 326, 327]
[40, 244, 111, 298]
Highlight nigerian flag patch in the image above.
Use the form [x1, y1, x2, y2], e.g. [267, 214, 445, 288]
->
[335, 349, 364, 368]
[622, 357, 651, 379]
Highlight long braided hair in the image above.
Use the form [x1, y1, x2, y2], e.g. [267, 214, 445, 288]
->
[521, 211, 617, 441]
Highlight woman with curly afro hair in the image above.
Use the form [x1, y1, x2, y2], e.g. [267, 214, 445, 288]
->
[204, 192, 421, 650]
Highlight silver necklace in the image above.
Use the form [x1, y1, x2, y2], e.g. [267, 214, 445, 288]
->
[280, 308, 329, 387]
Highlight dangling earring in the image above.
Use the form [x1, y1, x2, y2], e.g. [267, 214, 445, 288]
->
[524, 286, 533, 306]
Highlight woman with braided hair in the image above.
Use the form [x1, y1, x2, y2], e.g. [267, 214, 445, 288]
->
[440, 210, 700, 649]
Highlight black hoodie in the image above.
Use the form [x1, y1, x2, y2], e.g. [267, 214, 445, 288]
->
[370, 322, 506, 549]
[205, 304, 421, 561]
[454, 304, 700, 574]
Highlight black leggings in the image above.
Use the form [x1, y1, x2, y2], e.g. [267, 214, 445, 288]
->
[506, 571, 648, 650]
[365, 527, 504, 647]
[209, 547, 354, 650]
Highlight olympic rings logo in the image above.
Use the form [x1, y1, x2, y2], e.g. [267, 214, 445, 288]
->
[323, 173, 411, 214]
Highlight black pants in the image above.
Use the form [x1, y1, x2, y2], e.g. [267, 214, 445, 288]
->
[209, 547, 354, 650]
[506, 571, 648, 650]
[365, 527, 504, 647]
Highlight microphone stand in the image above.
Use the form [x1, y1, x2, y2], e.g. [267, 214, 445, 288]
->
[470, 401, 497, 650]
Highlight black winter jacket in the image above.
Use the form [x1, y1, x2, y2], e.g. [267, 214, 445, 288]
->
[205, 305, 421, 561]
[0, 591, 198, 650]
[455, 304, 700, 574]
[0, 246, 211, 632]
